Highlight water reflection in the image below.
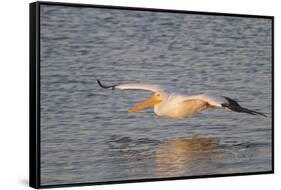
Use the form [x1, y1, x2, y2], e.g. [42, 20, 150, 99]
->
[155, 136, 220, 177]
[107, 135, 221, 178]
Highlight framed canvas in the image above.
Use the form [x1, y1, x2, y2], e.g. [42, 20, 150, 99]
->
[29, 1, 274, 188]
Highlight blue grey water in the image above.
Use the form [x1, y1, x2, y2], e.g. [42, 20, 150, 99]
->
[40, 5, 272, 186]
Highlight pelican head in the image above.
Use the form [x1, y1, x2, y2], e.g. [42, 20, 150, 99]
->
[128, 92, 166, 113]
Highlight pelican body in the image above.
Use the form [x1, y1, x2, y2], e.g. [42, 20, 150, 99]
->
[97, 80, 266, 119]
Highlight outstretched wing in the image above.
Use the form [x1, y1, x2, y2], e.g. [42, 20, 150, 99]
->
[97, 80, 173, 93]
[181, 93, 227, 108]
[181, 93, 266, 117]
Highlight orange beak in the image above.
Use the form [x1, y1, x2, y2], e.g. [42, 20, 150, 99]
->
[128, 95, 162, 113]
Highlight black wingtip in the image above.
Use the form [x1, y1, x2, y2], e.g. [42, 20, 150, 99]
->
[255, 111, 267, 117]
[97, 80, 117, 90]
[222, 102, 267, 117]
[222, 96, 267, 117]
[97, 79, 103, 87]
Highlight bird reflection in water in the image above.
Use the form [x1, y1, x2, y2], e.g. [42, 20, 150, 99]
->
[107, 135, 221, 178]
[155, 136, 220, 177]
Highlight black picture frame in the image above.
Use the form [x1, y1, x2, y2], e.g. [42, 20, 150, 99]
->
[30, 1, 274, 189]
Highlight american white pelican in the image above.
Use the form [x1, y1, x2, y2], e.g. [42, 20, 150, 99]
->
[97, 80, 266, 118]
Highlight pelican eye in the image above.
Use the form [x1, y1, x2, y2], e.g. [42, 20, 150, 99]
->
[156, 93, 161, 97]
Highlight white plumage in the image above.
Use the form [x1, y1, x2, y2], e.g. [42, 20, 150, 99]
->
[97, 80, 266, 119]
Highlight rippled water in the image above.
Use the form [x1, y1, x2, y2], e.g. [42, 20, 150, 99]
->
[40, 5, 272, 186]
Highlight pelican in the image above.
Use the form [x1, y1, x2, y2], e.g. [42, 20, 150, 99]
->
[97, 80, 266, 119]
